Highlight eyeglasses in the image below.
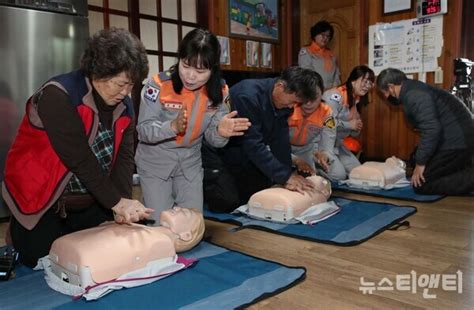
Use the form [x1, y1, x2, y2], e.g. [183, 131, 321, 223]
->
[319, 33, 331, 39]
[108, 79, 135, 92]
[361, 79, 374, 88]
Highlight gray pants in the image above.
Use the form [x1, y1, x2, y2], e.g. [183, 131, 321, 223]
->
[139, 165, 203, 222]
[322, 146, 361, 181]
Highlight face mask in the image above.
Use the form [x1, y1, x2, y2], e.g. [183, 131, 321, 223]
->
[387, 95, 401, 106]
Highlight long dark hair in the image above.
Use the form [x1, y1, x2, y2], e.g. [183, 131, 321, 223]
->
[345, 65, 375, 110]
[171, 29, 222, 107]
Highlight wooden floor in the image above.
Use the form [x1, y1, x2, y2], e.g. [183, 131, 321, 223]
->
[1, 190, 472, 309]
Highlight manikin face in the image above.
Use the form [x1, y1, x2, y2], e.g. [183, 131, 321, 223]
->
[160, 206, 199, 240]
[351, 73, 373, 97]
[314, 31, 331, 48]
[272, 81, 303, 110]
[93, 71, 134, 106]
[178, 59, 211, 91]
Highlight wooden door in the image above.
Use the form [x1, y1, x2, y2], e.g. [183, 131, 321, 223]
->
[300, 0, 362, 83]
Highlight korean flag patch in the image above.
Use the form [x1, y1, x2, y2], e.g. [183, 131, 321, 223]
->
[330, 93, 341, 102]
[144, 85, 159, 102]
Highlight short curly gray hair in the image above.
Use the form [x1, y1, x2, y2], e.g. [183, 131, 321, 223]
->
[80, 27, 149, 84]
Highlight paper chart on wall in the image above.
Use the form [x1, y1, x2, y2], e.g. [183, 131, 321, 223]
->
[368, 16, 443, 75]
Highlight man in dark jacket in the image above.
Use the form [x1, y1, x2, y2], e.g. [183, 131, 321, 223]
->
[202, 67, 323, 212]
[376, 68, 474, 195]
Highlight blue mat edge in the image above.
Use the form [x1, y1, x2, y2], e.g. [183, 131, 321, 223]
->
[331, 184, 445, 202]
[204, 198, 417, 247]
[202, 240, 307, 309]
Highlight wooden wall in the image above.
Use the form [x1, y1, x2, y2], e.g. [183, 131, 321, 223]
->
[204, 0, 465, 161]
[300, 0, 463, 160]
[361, 0, 463, 160]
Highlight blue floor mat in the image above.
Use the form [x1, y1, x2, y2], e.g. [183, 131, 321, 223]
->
[0, 242, 305, 310]
[331, 182, 445, 202]
[204, 197, 417, 246]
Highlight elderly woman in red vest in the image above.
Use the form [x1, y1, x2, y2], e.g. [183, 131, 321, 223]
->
[2, 28, 153, 268]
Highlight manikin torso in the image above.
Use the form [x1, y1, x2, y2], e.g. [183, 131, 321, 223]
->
[247, 175, 332, 222]
[348, 156, 406, 188]
[49, 222, 177, 285]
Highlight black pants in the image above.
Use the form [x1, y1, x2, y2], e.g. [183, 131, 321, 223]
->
[10, 202, 113, 268]
[202, 143, 272, 213]
[415, 149, 474, 195]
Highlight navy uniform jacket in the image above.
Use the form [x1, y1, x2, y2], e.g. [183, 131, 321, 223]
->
[220, 78, 293, 185]
[399, 79, 474, 165]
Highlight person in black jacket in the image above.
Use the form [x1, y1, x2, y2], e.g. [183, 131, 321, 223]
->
[202, 66, 323, 212]
[376, 68, 474, 195]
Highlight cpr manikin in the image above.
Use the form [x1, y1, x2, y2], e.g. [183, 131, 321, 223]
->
[37, 207, 205, 300]
[235, 175, 340, 224]
[345, 156, 409, 189]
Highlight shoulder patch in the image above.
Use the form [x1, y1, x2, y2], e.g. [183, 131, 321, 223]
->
[330, 93, 341, 102]
[323, 116, 336, 129]
[144, 84, 159, 102]
[299, 48, 307, 56]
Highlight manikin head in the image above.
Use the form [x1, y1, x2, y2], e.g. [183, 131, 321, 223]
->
[160, 207, 205, 252]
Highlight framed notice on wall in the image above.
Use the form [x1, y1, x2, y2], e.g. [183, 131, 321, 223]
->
[246, 40, 260, 67]
[260, 42, 272, 68]
[383, 0, 413, 15]
[368, 15, 443, 74]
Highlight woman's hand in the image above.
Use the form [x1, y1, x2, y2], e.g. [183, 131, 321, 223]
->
[112, 198, 154, 224]
[171, 109, 188, 134]
[314, 151, 330, 172]
[349, 119, 363, 131]
[294, 158, 315, 175]
[217, 111, 251, 138]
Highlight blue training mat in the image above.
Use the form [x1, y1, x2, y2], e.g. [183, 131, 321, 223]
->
[204, 197, 416, 246]
[331, 182, 445, 202]
[0, 242, 305, 310]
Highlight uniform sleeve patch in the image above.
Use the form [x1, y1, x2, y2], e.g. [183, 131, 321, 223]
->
[324, 116, 336, 129]
[330, 93, 341, 102]
[299, 48, 307, 56]
[144, 85, 159, 102]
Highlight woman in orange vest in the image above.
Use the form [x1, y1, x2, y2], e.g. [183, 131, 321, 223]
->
[135, 29, 251, 220]
[298, 20, 341, 90]
[320, 65, 375, 180]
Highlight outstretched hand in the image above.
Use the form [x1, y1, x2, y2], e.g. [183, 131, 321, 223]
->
[217, 111, 251, 138]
